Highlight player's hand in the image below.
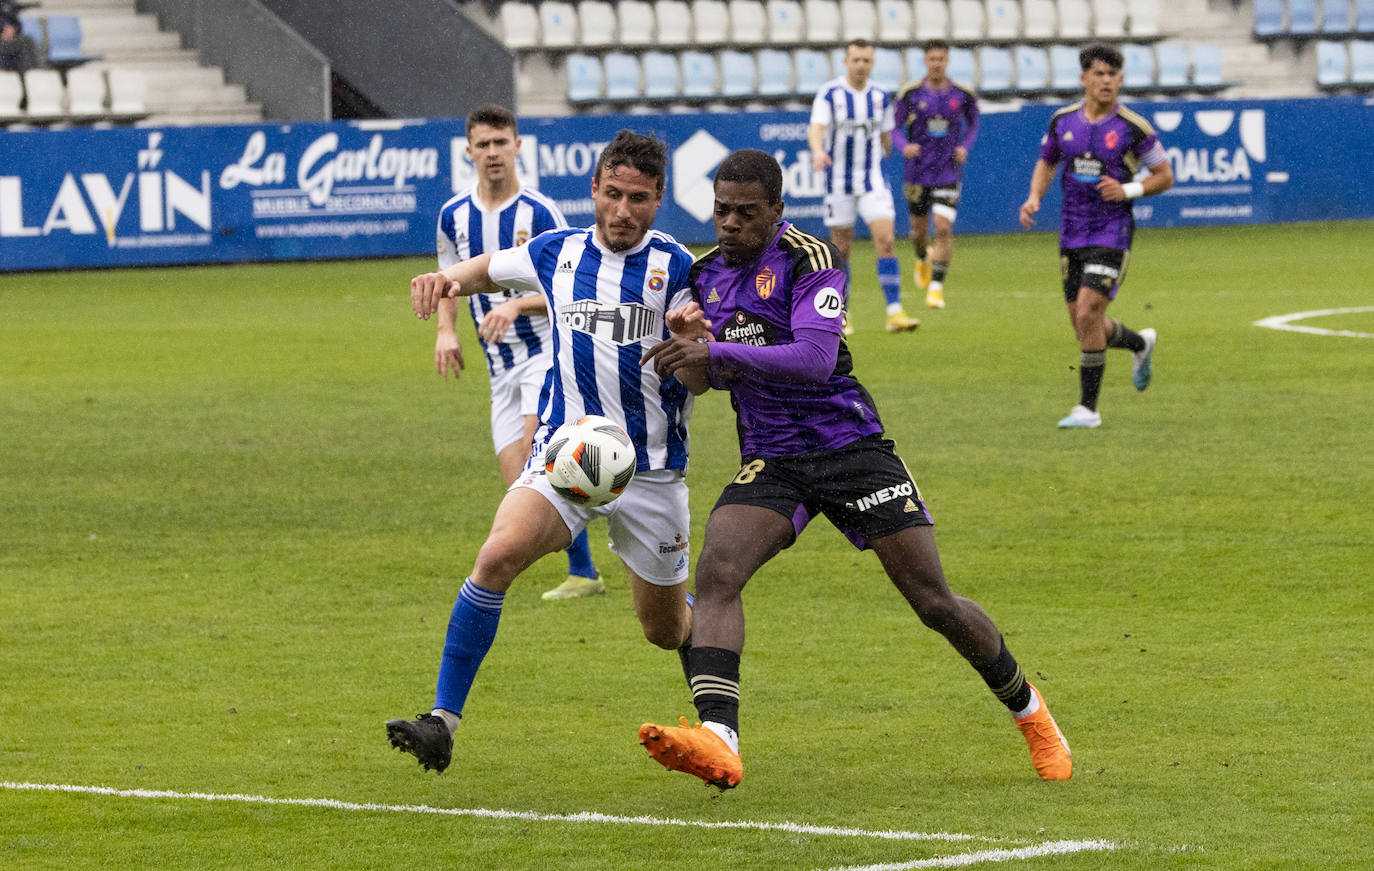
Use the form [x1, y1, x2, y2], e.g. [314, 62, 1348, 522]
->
[641, 335, 710, 380]
[902, 143, 921, 159]
[478, 299, 521, 344]
[665, 302, 713, 340]
[812, 152, 833, 173]
[1018, 197, 1040, 228]
[411, 272, 456, 319]
[435, 330, 464, 380]
[954, 146, 968, 164]
[1096, 177, 1126, 202]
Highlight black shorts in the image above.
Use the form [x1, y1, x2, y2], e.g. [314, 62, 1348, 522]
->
[1061, 246, 1130, 303]
[713, 436, 933, 551]
[904, 182, 961, 218]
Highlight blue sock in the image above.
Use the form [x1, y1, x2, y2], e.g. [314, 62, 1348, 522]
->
[434, 579, 505, 716]
[565, 529, 597, 579]
[877, 257, 902, 307]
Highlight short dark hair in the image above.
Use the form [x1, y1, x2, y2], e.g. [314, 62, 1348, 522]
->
[1079, 43, 1124, 72]
[923, 38, 950, 53]
[845, 38, 874, 53]
[714, 149, 784, 205]
[594, 129, 669, 193]
[466, 103, 518, 138]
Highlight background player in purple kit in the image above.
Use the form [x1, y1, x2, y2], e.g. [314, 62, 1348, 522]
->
[637, 149, 1072, 789]
[1019, 44, 1173, 429]
[892, 39, 980, 310]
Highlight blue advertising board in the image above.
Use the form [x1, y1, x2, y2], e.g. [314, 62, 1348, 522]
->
[1, 96, 1370, 271]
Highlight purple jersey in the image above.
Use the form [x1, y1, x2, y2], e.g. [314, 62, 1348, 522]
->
[690, 222, 886, 458]
[892, 79, 980, 187]
[1039, 102, 1167, 250]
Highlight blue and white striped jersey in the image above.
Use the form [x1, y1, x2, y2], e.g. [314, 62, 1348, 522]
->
[436, 185, 567, 376]
[487, 226, 696, 473]
[809, 77, 896, 197]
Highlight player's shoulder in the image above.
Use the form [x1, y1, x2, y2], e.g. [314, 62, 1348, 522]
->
[689, 246, 723, 285]
[516, 186, 561, 211]
[1113, 103, 1157, 138]
[777, 224, 840, 275]
[437, 188, 474, 217]
[895, 80, 922, 101]
[952, 80, 979, 101]
[1047, 101, 1081, 132]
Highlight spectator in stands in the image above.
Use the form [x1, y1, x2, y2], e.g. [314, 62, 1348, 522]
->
[1018, 43, 1173, 429]
[892, 39, 980, 310]
[0, 15, 41, 73]
[807, 38, 920, 335]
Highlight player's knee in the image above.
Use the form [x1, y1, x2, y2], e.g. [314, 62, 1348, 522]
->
[640, 611, 689, 650]
[907, 586, 961, 632]
[472, 536, 525, 586]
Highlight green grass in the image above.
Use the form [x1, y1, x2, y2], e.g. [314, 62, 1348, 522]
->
[2, 222, 1372, 869]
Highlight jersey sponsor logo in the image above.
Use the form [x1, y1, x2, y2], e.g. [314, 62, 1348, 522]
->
[706, 287, 721, 303]
[556, 259, 576, 273]
[559, 299, 659, 345]
[648, 267, 667, 292]
[755, 267, 776, 299]
[721, 310, 774, 346]
[847, 481, 915, 512]
[813, 286, 844, 319]
[926, 117, 950, 138]
[1071, 155, 1105, 183]
[1084, 263, 1120, 279]
[657, 533, 689, 554]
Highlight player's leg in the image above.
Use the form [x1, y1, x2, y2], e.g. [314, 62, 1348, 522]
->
[926, 188, 958, 308]
[1095, 250, 1157, 390]
[905, 184, 933, 290]
[1055, 250, 1102, 428]
[865, 190, 919, 333]
[824, 194, 857, 334]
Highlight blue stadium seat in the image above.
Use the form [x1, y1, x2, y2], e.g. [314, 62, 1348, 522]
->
[1289, 0, 1320, 35]
[1014, 45, 1050, 92]
[978, 46, 1013, 93]
[1154, 42, 1190, 88]
[566, 52, 604, 102]
[756, 48, 794, 95]
[1356, 0, 1374, 32]
[719, 50, 758, 97]
[1254, 0, 1285, 37]
[44, 15, 100, 66]
[1049, 44, 1081, 91]
[642, 49, 681, 98]
[871, 46, 904, 93]
[1351, 39, 1374, 84]
[948, 46, 977, 86]
[680, 50, 719, 98]
[1122, 42, 1155, 88]
[1321, 0, 1353, 33]
[1191, 43, 1225, 88]
[793, 48, 832, 93]
[603, 51, 642, 100]
[1316, 39, 1351, 85]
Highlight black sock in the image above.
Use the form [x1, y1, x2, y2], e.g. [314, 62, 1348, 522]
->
[688, 646, 740, 733]
[931, 261, 949, 283]
[1079, 349, 1106, 410]
[974, 637, 1033, 714]
[677, 633, 692, 685]
[1106, 319, 1146, 352]
[915, 241, 928, 260]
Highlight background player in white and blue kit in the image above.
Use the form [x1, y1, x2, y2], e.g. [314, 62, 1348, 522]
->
[808, 39, 920, 334]
[432, 104, 601, 601]
[387, 131, 703, 774]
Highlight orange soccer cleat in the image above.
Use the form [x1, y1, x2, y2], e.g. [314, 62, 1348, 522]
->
[1014, 683, 1073, 781]
[639, 717, 743, 790]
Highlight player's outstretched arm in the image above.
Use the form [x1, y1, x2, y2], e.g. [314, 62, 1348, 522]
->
[478, 295, 548, 345]
[411, 252, 501, 320]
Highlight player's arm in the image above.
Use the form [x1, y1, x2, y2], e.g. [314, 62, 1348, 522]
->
[1098, 156, 1174, 202]
[956, 92, 980, 164]
[1019, 159, 1058, 228]
[808, 122, 832, 171]
[476, 293, 549, 345]
[411, 252, 499, 320]
[434, 296, 464, 380]
[641, 302, 714, 395]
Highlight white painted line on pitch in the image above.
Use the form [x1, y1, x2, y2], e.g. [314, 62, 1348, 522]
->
[815, 839, 1118, 871]
[1253, 307, 1374, 339]
[1, 781, 1005, 845]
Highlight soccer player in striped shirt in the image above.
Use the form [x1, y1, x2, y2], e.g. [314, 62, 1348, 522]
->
[432, 104, 602, 600]
[387, 131, 703, 775]
[808, 38, 921, 334]
[638, 149, 1072, 789]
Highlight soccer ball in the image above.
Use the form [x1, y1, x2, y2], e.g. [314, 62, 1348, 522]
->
[543, 415, 637, 507]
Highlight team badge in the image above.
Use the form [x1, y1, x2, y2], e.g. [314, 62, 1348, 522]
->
[647, 268, 667, 292]
[515, 229, 530, 246]
[949, 96, 959, 110]
[1105, 130, 1119, 149]
[755, 267, 775, 299]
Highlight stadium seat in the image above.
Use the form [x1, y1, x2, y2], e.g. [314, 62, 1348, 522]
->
[1121, 42, 1155, 88]
[539, 2, 579, 47]
[756, 47, 794, 94]
[1092, 0, 1127, 37]
[1154, 41, 1189, 88]
[978, 46, 1013, 92]
[603, 51, 641, 99]
[18, 14, 43, 49]
[985, 0, 1022, 39]
[65, 65, 107, 116]
[1191, 43, 1225, 88]
[0, 70, 24, 118]
[829, 46, 847, 77]
[913, 0, 950, 38]
[948, 45, 977, 84]
[1127, 0, 1161, 37]
[694, 0, 731, 41]
[681, 49, 718, 97]
[500, 2, 541, 48]
[654, 1, 692, 44]
[566, 52, 605, 101]
[728, 0, 769, 43]
[1350, 39, 1374, 84]
[793, 47, 832, 92]
[1056, 0, 1092, 38]
[1049, 43, 1081, 89]
[876, 0, 913, 41]
[839, 0, 878, 39]
[106, 67, 147, 115]
[1316, 39, 1351, 85]
[44, 15, 99, 67]
[1020, 1, 1055, 39]
[577, 2, 619, 48]
[618, 0, 656, 44]
[872, 46, 905, 92]
[767, 0, 805, 41]
[1357, 0, 1374, 33]
[950, 0, 986, 40]
[719, 49, 757, 96]
[642, 49, 681, 97]
[804, 0, 843, 40]
[1320, 0, 1353, 33]
[22, 68, 64, 117]
[1254, 0, 1284, 37]
[1289, 0, 1320, 35]
[1014, 45, 1050, 91]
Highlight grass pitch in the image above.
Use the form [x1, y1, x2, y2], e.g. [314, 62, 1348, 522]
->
[2, 222, 1372, 869]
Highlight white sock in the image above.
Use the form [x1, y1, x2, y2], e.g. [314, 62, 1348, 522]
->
[885, 302, 904, 315]
[1013, 692, 1040, 720]
[929, 281, 943, 291]
[431, 708, 462, 735]
[702, 721, 740, 755]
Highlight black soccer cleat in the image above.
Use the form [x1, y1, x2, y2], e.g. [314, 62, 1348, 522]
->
[386, 713, 453, 773]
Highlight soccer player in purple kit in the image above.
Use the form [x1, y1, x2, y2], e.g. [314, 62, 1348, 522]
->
[637, 149, 1072, 789]
[892, 39, 980, 310]
[1019, 44, 1173, 429]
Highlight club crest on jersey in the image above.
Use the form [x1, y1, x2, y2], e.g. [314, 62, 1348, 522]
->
[559, 299, 660, 345]
[515, 229, 530, 246]
[1105, 130, 1120, 150]
[647, 268, 667, 292]
[755, 267, 776, 300]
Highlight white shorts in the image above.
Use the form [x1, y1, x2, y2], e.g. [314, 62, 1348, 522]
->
[488, 354, 549, 455]
[824, 187, 897, 229]
[512, 466, 690, 586]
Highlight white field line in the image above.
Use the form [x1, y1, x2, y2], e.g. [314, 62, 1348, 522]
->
[817, 839, 1118, 871]
[2, 780, 1003, 844]
[1253, 307, 1374, 339]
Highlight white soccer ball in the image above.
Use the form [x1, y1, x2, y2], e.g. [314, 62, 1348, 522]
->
[543, 415, 637, 507]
